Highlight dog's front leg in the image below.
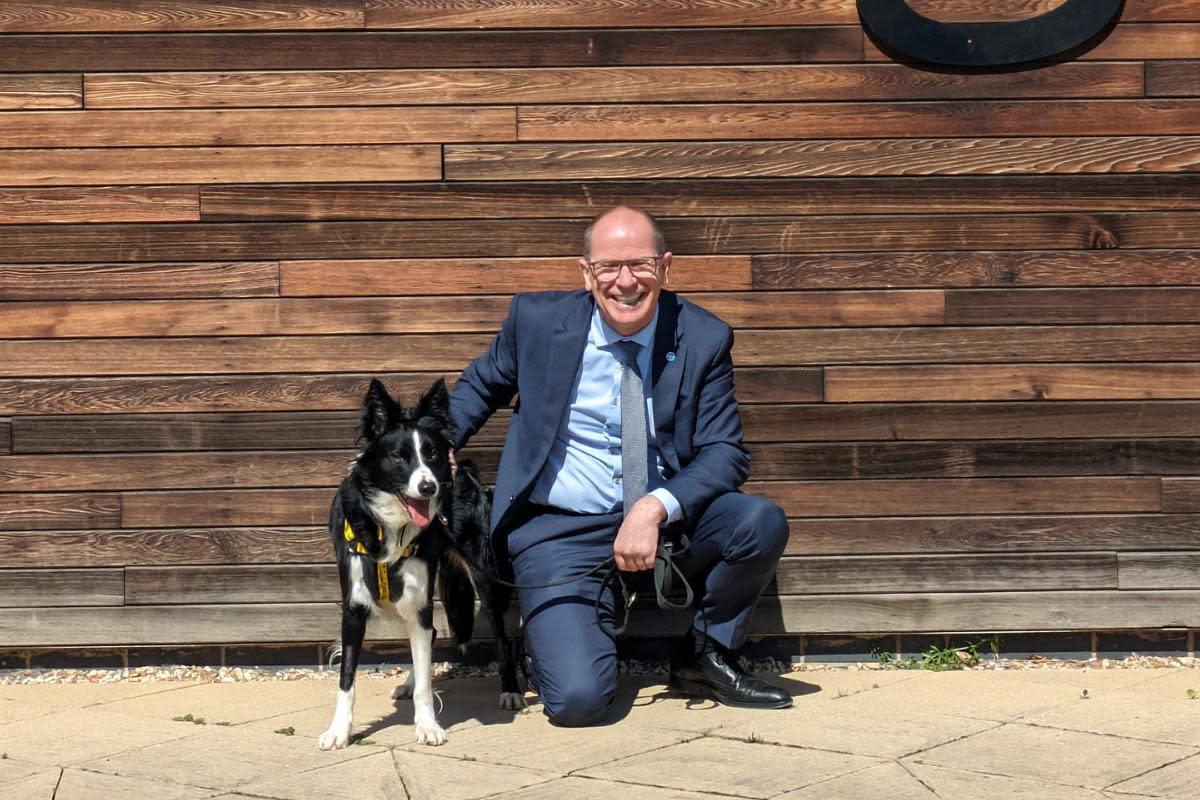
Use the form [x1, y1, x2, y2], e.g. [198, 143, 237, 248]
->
[396, 560, 446, 745]
[318, 601, 369, 750]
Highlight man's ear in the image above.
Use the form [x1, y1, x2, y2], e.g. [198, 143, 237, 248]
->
[360, 378, 399, 442]
[580, 258, 595, 291]
[660, 251, 672, 285]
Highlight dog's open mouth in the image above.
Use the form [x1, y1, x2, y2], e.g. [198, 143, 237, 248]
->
[405, 497, 431, 527]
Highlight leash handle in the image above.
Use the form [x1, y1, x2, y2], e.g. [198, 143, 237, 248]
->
[653, 535, 694, 612]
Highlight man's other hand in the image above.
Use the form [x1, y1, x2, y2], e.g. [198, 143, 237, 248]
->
[613, 495, 667, 572]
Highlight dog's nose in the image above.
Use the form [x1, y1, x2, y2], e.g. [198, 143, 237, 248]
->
[418, 479, 437, 497]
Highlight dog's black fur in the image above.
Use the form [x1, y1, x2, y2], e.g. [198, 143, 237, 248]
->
[318, 378, 523, 750]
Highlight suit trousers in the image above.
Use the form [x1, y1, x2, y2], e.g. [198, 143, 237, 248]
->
[507, 491, 789, 727]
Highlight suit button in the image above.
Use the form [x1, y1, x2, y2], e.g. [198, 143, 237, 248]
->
[508, 495, 514, 502]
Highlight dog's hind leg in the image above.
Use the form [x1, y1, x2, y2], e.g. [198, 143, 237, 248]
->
[396, 559, 446, 745]
[318, 601, 369, 750]
[486, 582, 527, 710]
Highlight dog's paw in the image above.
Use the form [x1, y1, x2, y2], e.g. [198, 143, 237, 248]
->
[413, 721, 447, 746]
[318, 726, 352, 751]
[499, 691, 527, 710]
[391, 680, 414, 701]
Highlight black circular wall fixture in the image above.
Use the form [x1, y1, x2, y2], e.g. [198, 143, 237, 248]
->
[857, 0, 1125, 67]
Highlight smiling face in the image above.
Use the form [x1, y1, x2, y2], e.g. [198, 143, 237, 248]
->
[580, 208, 671, 338]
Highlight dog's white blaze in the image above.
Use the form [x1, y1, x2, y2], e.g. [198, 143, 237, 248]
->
[318, 687, 354, 750]
[395, 558, 446, 745]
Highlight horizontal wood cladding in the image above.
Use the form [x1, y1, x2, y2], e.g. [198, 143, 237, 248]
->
[445, 138, 1200, 180]
[0, 108, 516, 150]
[825, 365, 1200, 402]
[0, 28, 865, 72]
[753, 250, 1200, 289]
[201, 176, 1200, 221]
[1148, 61, 1200, 96]
[946, 288, 1200, 324]
[0, 418, 8, 455]
[865, 24, 1200, 61]
[0, 2, 364, 33]
[125, 564, 337, 604]
[0, 568, 123, 607]
[0, 527, 328, 568]
[0, 261, 279, 301]
[0, 186, 198, 224]
[0, 145, 440, 187]
[0, 74, 80, 110]
[2, 215, 1196, 264]
[519, 100, 1200, 142]
[0, 493, 121, 530]
[1118, 552, 1200, 589]
[121, 488, 329, 527]
[0, 291, 942, 338]
[81, 63, 1145, 109]
[904, 1, 1195, 22]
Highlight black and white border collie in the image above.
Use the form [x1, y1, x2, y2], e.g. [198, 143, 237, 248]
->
[319, 378, 525, 750]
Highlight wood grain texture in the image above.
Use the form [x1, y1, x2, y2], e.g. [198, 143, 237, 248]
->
[280, 257, 753, 295]
[0, 527, 328, 568]
[1147, 62, 1200, 96]
[364, 0, 860, 28]
[775, 553, 1116, 594]
[1118, 553, 1200, 589]
[0, 145, 439, 187]
[0, 74, 80, 110]
[126, 565, 337, 604]
[205, 176, 1200, 220]
[445, 138, 1200, 180]
[907, 0, 1200, 22]
[753, 250, 1200, 289]
[0, 108, 515, 150]
[520, 98, 1200, 141]
[0, 187, 197, 224]
[0, 262, 279, 301]
[0, 2, 363, 33]
[865, 24, 1200, 61]
[0, 569, 123, 608]
[0, 27, 865, 71]
[946, 288, 1200, 325]
[0, 419, 9, 456]
[783, 514, 1200, 556]
[825, 365, 1200, 402]
[749, 477, 1160, 517]
[82, 63, 1144, 109]
[120, 489, 329, 528]
[1162, 478, 1200, 512]
[0, 493, 120, 531]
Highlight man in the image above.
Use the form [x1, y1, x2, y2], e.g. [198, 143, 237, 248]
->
[450, 206, 790, 726]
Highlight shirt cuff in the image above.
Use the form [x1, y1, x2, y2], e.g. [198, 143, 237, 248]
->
[648, 488, 683, 525]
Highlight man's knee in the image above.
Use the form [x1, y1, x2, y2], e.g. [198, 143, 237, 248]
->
[543, 680, 614, 727]
[739, 495, 789, 559]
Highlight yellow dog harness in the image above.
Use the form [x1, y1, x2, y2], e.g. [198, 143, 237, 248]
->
[343, 520, 418, 603]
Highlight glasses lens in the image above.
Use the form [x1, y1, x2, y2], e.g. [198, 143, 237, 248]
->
[591, 258, 659, 278]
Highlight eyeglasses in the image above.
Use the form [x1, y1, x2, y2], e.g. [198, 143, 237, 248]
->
[586, 257, 663, 279]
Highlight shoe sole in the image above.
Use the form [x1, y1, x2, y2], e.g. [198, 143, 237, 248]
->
[669, 677, 793, 710]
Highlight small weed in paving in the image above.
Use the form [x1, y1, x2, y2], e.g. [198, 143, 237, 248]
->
[351, 735, 375, 746]
[1, 752, 7, 759]
[875, 639, 992, 671]
[172, 713, 206, 725]
[1187, 689, 1198, 700]
[745, 732, 764, 744]
[461, 755, 477, 762]
[274, 726, 296, 736]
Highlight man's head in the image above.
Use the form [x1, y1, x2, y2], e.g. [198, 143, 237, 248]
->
[580, 206, 671, 337]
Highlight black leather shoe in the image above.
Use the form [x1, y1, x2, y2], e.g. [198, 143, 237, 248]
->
[669, 646, 793, 709]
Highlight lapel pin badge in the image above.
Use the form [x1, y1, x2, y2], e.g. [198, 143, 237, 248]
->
[666, 352, 676, 362]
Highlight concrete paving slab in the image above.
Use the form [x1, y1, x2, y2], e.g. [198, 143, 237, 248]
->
[772, 761, 939, 800]
[1106, 752, 1200, 798]
[53, 768, 214, 800]
[237, 750, 408, 800]
[1022, 673, 1200, 747]
[0, 698, 42, 725]
[0, 755, 47, 787]
[912, 722, 1196, 790]
[389, 749, 557, 800]
[577, 735, 881, 798]
[484, 775, 734, 800]
[903, 762, 1112, 800]
[100, 679, 333, 726]
[0, 707, 199, 767]
[0, 681, 191, 711]
[0, 767, 61, 800]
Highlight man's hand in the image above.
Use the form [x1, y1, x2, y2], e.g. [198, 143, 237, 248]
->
[613, 495, 667, 572]
[448, 449, 457, 477]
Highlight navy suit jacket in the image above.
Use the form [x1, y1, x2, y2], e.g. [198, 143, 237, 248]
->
[450, 289, 750, 539]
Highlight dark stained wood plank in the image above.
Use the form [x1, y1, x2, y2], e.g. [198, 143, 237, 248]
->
[1162, 478, 1200, 512]
[0, 262, 279, 301]
[0, 290, 940, 339]
[0, 2, 363, 33]
[0, 568, 122, 607]
[0, 186, 197, 224]
[364, 0, 859, 28]
[520, 98, 1200, 141]
[783, 514, 1200, 556]
[0, 74, 79, 110]
[0, 28, 865, 71]
[0, 145, 439, 187]
[445, 138, 1200, 181]
[1118, 553, 1200, 589]
[825, 365, 1200, 402]
[83, 63, 1146, 110]
[1147, 61, 1200, 96]
[280, 257, 753, 295]
[126, 565, 337, 604]
[121, 489, 328, 527]
[753, 250, 1200, 290]
[0, 108, 515, 149]
[866, 24, 1200, 61]
[774, 553, 1116, 594]
[947, 288, 1200, 325]
[0, 419, 9, 455]
[204, 176, 1200, 221]
[0, 493, 120, 531]
[745, 401, 1200, 442]
[748, 477, 1160, 517]
[0, 527, 328, 568]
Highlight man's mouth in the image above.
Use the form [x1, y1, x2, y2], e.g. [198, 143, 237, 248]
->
[611, 293, 644, 308]
[405, 497, 431, 527]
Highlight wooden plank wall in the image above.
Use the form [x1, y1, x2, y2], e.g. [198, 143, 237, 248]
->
[2, 0, 1200, 650]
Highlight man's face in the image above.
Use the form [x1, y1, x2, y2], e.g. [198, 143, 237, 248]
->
[580, 211, 671, 338]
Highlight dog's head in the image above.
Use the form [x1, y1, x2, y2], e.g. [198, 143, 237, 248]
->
[356, 378, 455, 528]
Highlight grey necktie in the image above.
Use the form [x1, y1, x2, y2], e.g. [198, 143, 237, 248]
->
[614, 340, 648, 514]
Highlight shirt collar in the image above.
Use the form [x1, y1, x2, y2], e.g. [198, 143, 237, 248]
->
[590, 304, 659, 352]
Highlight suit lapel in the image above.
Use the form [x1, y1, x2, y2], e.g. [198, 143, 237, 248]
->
[539, 293, 592, 440]
[651, 291, 685, 437]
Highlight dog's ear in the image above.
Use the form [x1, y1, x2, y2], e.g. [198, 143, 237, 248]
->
[360, 378, 400, 442]
[415, 378, 456, 439]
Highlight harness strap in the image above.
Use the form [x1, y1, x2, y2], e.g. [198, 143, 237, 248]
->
[343, 520, 418, 604]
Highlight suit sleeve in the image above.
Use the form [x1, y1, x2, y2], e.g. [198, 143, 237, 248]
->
[450, 294, 521, 451]
[662, 325, 750, 522]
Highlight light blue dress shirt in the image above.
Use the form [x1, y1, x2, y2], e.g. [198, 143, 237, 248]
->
[528, 306, 682, 523]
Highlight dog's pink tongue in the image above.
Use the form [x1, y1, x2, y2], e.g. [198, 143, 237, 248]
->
[407, 498, 430, 527]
